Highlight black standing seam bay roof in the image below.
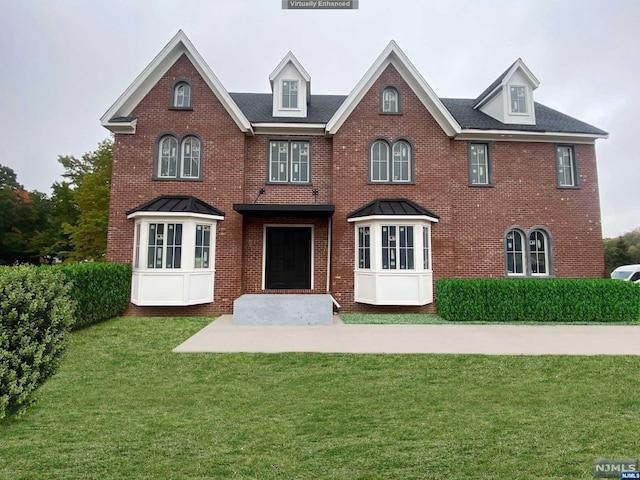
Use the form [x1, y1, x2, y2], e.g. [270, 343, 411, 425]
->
[126, 195, 225, 217]
[348, 199, 439, 220]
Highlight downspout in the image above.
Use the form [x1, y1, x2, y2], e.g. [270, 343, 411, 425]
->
[327, 215, 341, 311]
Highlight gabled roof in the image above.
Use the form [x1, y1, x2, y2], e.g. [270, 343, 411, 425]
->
[473, 58, 540, 109]
[126, 195, 225, 217]
[442, 99, 608, 136]
[326, 41, 461, 136]
[269, 51, 312, 101]
[229, 93, 345, 123]
[347, 199, 439, 221]
[101, 30, 253, 135]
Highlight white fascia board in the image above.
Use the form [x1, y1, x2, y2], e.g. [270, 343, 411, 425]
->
[326, 40, 460, 137]
[347, 214, 439, 224]
[252, 123, 326, 135]
[455, 129, 608, 144]
[103, 119, 137, 134]
[127, 211, 225, 221]
[511, 58, 540, 89]
[100, 30, 253, 135]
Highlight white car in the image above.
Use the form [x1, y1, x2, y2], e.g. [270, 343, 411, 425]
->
[611, 264, 640, 283]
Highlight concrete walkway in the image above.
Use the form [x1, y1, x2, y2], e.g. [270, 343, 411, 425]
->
[173, 315, 640, 355]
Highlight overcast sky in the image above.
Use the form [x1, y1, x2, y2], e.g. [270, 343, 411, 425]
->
[1, 0, 638, 237]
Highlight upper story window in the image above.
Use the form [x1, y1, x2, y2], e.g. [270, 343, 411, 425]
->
[156, 134, 202, 180]
[509, 86, 527, 114]
[370, 139, 412, 183]
[172, 80, 192, 109]
[381, 86, 400, 113]
[282, 80, 299, 109]
[505, 227, 552, 277]
[469, 143, 492, 186]
[269, 139, 310, 183]
[556, 145, 578, 188]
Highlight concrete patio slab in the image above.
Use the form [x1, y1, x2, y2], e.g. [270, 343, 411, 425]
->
[173, 315, 640, 355]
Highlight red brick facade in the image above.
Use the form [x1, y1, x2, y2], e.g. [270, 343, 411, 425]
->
[106, 50, 604, 316]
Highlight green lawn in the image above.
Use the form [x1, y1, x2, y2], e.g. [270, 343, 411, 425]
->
[2, 317, 640, 479]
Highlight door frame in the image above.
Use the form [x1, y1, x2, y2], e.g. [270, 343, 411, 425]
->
[262, 224, 314, 290]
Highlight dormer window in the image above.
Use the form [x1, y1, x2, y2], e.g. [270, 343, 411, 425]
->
[381, 86, 400, 113]
[509, 86, 527, 114]
[282, 80, 299, 109]
[172, 80, 192, 109]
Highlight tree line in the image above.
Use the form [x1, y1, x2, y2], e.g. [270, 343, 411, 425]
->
[0, 140, 112, 264]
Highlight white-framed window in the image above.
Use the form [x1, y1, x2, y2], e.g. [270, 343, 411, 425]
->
[159, 136, 178, 178]
[282, 80, 298, 109]
[556, 145, 578, 188]
[157, 135, 202, 180]
[381, 86, 400, 113]
[181, 137, 201, 178]
[422, 226, 430, 270]
[350, 217, 436, 306]
[469, 143, 491, 185]
[128, 213, 222, 307]
[195, 224, 211, 269]
[505, 227, 552, 277]
[358, 226, 371, 269]
[147, 223, 182, 269]
[505, 229, 525, 276]
[529, 230, 548, 276]
[268, 139, 310, 183]
[370, 139, 412, 183]
[509, 86, 527, 114]
[173, 81, 192, 108]
[382, 225, 414, 270]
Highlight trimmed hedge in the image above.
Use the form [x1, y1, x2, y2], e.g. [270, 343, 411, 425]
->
[436, 278, 640, 322]
[55, 263, 131, 329]
[0, 265, 75, 419]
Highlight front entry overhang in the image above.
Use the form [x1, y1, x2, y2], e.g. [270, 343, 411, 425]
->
[233, 203, 335, 218]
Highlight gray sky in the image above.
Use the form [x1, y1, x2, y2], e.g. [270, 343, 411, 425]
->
[1, 0, 638, 238]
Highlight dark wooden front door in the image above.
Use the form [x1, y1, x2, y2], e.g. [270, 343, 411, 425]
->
[265, 227, 312, 289]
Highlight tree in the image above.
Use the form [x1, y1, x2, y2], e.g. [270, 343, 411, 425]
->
[60, 140, 113, 262]
[0, 165, 40, 263]
[604, 228, 640, 274]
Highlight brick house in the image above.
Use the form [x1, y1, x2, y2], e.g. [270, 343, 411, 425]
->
[102, 31, 608, 316]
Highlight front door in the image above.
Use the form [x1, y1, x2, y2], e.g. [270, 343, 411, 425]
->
[265, 227, 312, 289]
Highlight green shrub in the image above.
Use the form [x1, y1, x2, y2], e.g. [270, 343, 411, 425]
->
[0, 265, 75, 419]
[436, 278, 640, 323]
[56, 263, 131, 329]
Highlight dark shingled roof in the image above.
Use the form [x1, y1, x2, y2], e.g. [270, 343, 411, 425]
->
[348, 199, 439, 219]
[126, 195, 224, 216]
[109, 116, 137, 122]
[229, 92, 346, 123]
[441, 99, 608, 136]
[473, 60, 518, 107]
[227, 92, 605, 135]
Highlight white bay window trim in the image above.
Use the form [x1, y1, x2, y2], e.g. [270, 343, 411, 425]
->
[127, 211, 223, 306]
[349, 216, 436, 306]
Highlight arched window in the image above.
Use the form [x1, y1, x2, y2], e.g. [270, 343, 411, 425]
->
[505, 228, 525, 276]
[181, 137, 201, 178]
[370, 140, 390, 182]
[392, 141, 411, 182]
[381, 87, 400, 113]
[173, 81, 192, 108]
[529, 229, 548, 276]
[158, 136, 178, 178]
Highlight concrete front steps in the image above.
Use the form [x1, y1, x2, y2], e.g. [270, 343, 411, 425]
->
[233, 294, 333, 326]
